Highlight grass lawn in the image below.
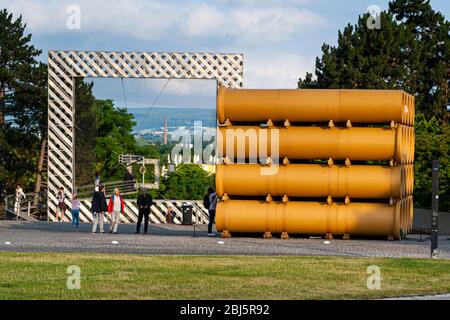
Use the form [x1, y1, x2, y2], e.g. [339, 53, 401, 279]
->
[0, 251, 449, 300]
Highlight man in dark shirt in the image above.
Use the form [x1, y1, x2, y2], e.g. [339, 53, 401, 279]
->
[135, 188, 153, 234]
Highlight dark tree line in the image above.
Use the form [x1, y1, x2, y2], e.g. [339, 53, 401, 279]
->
[0, 9, 47, 198]
[298, 0, 449, 211]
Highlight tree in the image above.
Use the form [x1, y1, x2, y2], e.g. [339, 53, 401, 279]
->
[93, 99, 137, 182]
[299, 0, 449, 121]
[160, 164, 214, 200]
[298, 0, 450, 210]
[0, 9, 46, 196]
[389, 0, 450, 121]
[74, 79, 97, 187]
[414, 114, 450, 211]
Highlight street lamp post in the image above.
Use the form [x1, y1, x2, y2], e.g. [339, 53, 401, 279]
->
[431, 160, 439, 258]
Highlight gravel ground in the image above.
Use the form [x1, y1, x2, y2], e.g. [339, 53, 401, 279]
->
[0, 221, 449, 258]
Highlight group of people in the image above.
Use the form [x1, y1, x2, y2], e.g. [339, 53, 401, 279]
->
[52, 175, 218, 235]
[88, 184, 154, 234]
[55, 184, 152, 234]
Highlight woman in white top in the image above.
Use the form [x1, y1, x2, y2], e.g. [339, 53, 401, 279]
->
[14, 185, 26, 216]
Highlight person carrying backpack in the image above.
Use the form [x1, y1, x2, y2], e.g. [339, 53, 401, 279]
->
[203, 190, 211, 212]
[206, 187, 217, 236]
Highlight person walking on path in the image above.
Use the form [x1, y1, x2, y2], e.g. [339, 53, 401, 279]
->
[91, 185, 107, 234]
[56, 187, 67, 222]
[108, 188, 124, 234]
[71, 194, 81, 229]
[14, 185, 26, 217]
[207, 187, 218, 236]
[135, 188, 153, 234]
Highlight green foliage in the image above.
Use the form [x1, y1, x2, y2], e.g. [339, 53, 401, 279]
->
[298, 0, 450, 210]
[159, 164, 214, 200]
[299, 0, 449, 122]
[0, 9, 46, 195]
[414, 114, 450, 211]
[74, 79, 97, 187]
[93, 99, 137, 182]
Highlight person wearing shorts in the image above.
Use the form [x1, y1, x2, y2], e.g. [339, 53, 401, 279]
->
[56, 187, 66, 222]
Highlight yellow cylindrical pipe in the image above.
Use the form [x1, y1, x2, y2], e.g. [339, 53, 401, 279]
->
[400, 198, 407, 236]
[410, 127, 415, 163]
[408, 196, 414, 233]
[408, 164, 414, 195]
[410, 95, 416, 126]
[218, 126, 407, 162]
[216, 200, 401, 240]
[216, 164, 402, 199]
[218, 87, 412, 125]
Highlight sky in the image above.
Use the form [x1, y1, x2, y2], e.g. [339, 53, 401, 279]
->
[1, 0, 449, 109]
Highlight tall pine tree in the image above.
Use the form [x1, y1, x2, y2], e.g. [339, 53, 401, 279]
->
[298, 0, 450, 210]
[0, 9, 47, 196]
[299, 0, 449, 121]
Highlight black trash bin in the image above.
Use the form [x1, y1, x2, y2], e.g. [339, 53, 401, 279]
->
[181, 203, 193, 225]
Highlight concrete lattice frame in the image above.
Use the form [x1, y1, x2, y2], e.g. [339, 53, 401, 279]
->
[47, 50, 244, 219]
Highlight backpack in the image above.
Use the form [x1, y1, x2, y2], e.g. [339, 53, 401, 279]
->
[203, 194, 211, 209]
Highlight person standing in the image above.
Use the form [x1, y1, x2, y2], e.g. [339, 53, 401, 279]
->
[56, 187, 67, 222]
[207, 187, 218, 236]
[135, 189, 153, 234]
[14, 185, 26, 217]
[91, 185, 107, 234]
[123, 167, 136, 192]
[71, 194, 81, 229]
[94, 172, 100, 191]
[108, 188, 124, 234]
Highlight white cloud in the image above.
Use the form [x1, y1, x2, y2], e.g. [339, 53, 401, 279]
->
[181, 4, 327, 44]
[217, 0, 312, 5]
[162, 79, 216, 97]
[1, 0, 326, 43]
[0, 0, 320, 92]
[0, 0, 183, 39]
[244, 51, 315, 88]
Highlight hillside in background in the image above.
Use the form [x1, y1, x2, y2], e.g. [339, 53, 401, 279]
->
[129, 107, 216, 132]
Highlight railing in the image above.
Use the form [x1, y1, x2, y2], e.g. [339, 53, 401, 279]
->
[75, 180, 139, 199]
[4, 189, 210, 225]
[60, 199, 210, 225]
[4, 191, 47, 221]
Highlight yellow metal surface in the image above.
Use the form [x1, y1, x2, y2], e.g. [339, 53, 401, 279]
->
[407, 196, 414, 233]
[218, 125, 412, 163]
[216, 200, 401, 239]
[216, 164, 403, 199]
[218, 87, 415, 125]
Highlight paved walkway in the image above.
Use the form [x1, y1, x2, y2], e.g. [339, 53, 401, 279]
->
[383, 294, 450, 300]
[0, 221, 449, 258]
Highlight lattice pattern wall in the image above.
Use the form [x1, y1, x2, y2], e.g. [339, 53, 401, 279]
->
[49, 200, 210, 225]
[48, 51, 244, 217]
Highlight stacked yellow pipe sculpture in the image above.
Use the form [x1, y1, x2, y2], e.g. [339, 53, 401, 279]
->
[216, 87, 415, 240]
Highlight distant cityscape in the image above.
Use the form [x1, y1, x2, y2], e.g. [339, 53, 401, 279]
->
[129, 106, 217, 144]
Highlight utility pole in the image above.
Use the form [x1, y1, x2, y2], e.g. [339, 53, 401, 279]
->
[164, 116, 168, 145]
[431, 160, 439, 258]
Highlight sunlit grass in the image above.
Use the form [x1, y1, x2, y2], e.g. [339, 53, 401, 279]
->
[0, 252, 449, 300]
